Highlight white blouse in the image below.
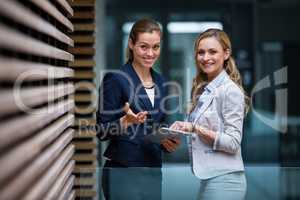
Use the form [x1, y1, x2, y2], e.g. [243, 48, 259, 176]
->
[144, 87, 155, 107]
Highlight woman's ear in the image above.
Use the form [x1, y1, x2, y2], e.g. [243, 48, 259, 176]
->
[128, 39, 134, 50]
[224, 48, 230, 60]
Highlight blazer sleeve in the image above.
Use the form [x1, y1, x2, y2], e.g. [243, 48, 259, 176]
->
[212, 84, 245, 154]
[96, 72, 126, 141]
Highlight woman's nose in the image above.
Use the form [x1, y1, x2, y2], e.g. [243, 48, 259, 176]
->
[203, 53, 209, 61]
[146, 48, 154, 56]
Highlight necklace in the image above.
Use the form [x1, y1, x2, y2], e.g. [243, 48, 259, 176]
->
[142, 80, 155, 89]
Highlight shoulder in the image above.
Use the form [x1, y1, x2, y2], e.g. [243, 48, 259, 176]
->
[226, 80, 243, 97]
[103, 65, 130, 84]
[152, 68, 167, 84]
[217, 75, 243, 96]
[215, 77, 244, 107]
[221, 79, 245, 108]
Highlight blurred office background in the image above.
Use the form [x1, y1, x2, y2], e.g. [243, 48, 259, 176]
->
[0, 0, 300, 200]
[103, 0, 300, 199]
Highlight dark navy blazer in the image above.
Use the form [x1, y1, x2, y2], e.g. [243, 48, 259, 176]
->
[96, 63, 168, 167]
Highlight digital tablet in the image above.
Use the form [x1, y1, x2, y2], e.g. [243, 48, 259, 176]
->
[144, 127, 190, 144]
[159, 127, 191, 136]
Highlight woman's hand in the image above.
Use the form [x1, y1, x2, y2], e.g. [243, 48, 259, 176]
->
[161, 138, 181, 153]
[170, 121, 216, 146]
[170, 121, 193, 132]
[120, 102, 148, 128]
[194, 126, 216, 146]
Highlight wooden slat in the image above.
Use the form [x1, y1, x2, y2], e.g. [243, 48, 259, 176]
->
[57, 175, 75, 200]
[73, 141, 97, 150]
[74, 163, 96, 173]
[72, 154, 97, 162]
[0, 56, 74, 81]
[70, 0, 97, 192]
[22, 144, 75, 200]
[29, 0, 73, 31]
[75, 189, 97, 197]
[0, 1, 73, 46]
[67, 190, 75, 200]
[74, 166, 95, 173]
[69, 0, 95, 7]
[70, 1, 97, 196]
[69, 60, 95, 67]
[74, 130, 96, 139]
[74, 82, 96, 91]
[0, 99, 74, 151]
[68, 47, 95, 55]
[74, 118, 96, 126]
[56, 0, 74, 16]
[44, 160, 74, 200]
[70, 36, 95, 44]
[0, 130, 74, 200]
[75, 163, 96, 168]
[74, 93, 95, 102]
[0, 23, 73, 61]
[0, 114, 74, 185]
[74, 71, 96, 79]
[74, 105, 96, 114]
[73, 166, 96, 174]
[73, 11, 95, 19]
[75, 177, 96, 186]
[0, 83, 74, 117]
[0, 1, 78, 199]
[74, 23, 95, 31]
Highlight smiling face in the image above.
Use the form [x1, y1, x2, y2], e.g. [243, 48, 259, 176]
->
[129, 31, 161, 69]
[196, 37, 230, 81]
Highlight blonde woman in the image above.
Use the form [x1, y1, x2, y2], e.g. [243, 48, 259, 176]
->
[170, 29, 249, 200]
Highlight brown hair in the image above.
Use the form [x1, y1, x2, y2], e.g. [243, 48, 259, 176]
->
[126, 18, 162, 63]
[190, 28, 250, 113]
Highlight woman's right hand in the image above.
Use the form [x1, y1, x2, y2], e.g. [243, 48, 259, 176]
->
[120, 102, 148, 128]
[170, 121, 193, 132]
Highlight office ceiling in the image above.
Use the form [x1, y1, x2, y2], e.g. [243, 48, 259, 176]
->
[106, 0, 299, 13]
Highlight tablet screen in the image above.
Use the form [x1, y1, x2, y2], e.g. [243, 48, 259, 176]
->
[159, 127, 190, 136]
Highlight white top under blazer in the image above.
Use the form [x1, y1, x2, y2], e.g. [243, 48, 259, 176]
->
[187, 70, 245, 180]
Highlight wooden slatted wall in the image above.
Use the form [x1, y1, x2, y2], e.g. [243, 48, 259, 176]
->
[0, 1, 75, 200]
[68, 0, 98, 199]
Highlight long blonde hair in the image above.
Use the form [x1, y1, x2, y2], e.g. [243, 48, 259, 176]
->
[190, 29, 250, 113]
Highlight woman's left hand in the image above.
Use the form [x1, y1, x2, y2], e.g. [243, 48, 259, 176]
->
[169, 121, 193, 132]
[161, 138, 181, 153]
[170, 121, 216, 146]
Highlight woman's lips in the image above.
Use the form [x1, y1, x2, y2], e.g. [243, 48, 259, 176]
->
[143, 58, 155, 63]
[202, 63, 214, 68]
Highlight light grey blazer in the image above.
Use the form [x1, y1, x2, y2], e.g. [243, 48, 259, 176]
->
[188, 70, 245, 180]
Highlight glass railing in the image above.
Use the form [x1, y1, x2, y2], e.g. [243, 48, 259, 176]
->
[78, 163, 300, 200]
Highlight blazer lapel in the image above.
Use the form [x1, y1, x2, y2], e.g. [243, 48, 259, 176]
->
[192, 70, 229, 124]
[126, 64, 153, 111]
[193, 91, 215, 124]
[152, 71, 162, 111]
[150, 71, 164, 120]
[136, 86, 153, 111]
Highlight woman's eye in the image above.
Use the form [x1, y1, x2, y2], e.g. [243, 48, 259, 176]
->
[209, 50, 217, 54]
[153, 45, 160, 50]
[198, 51, 204, 55]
